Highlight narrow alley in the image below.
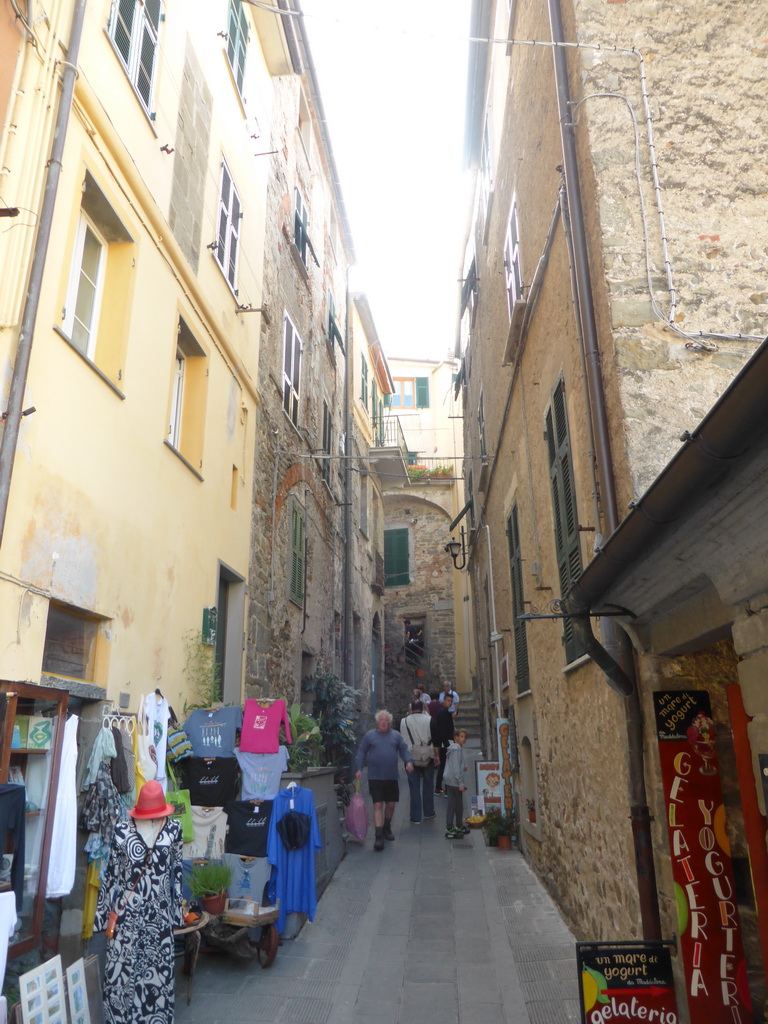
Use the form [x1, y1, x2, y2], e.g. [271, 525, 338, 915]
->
[174, 745, 580, 1024]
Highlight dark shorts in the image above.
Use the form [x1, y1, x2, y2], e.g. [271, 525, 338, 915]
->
[369, 779, 399, 804]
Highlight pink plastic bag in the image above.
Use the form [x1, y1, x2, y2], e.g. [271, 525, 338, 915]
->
[345, 781, 369, 843]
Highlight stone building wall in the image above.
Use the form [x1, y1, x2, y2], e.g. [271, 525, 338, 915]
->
[383, 487, 458, 719]
[569, 0, 768, 497]
[245, 71, 351, 702]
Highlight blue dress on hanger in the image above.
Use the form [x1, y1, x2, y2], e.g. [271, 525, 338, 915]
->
[266, 785, 322, 933]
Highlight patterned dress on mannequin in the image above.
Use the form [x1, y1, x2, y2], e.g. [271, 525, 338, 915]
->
[94, 818, 183, 1024]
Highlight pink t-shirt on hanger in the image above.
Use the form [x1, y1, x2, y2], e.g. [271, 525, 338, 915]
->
[240, 698, 293, 754]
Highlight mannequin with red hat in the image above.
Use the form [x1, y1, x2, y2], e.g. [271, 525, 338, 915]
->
[94, 781, 183, 1024]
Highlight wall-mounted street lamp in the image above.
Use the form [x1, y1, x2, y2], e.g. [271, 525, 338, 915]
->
[444, 525, 467, 570]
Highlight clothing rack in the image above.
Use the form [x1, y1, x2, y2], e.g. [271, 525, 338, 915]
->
[102, 704, 136, 734]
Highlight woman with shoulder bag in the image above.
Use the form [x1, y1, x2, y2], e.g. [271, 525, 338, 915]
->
[401, 701, 438, 823]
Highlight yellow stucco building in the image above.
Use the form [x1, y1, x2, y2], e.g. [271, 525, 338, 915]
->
[0, 0, 295, 712]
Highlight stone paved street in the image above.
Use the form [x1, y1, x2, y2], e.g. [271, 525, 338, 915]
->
[174, 755, 581, 1024]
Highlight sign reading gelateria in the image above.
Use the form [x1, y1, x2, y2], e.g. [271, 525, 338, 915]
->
[577, 941, 677, 1023]
[653, 690, 752, 1023]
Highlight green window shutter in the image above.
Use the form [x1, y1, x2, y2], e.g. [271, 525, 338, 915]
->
[361, 355, 369, 409]
[546, 381, 584, 662]
[384, 528, 409, 587]
[507, 506, 530, 693]
[383, 392, 391, 408]
[289, 499, 305, 606]
[415, 377, 429, 408]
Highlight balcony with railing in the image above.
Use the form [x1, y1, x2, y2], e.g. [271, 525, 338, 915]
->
[369, 413, 409, 487]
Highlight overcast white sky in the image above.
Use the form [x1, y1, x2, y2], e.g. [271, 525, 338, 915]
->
[298, 1, 472, 364]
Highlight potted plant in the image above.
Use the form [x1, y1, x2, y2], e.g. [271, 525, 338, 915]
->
[482, 808, 516, 850]
[189, 860, 233, 916]
[526, 798, 537, 824]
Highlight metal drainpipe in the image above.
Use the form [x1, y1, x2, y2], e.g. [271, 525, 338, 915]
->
[0, 0, 88, 550]
[484, 525, 502, 712]
[343, 278, 353, 690]
[548, 0, 661, 940]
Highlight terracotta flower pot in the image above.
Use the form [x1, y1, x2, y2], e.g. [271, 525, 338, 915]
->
[200, 892, 226, 916]
[497, 835, 512, 851]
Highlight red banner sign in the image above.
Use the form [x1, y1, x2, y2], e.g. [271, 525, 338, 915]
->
[654, 690, 752, 1023]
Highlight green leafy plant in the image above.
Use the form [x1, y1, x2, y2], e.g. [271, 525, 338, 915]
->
[482, 808, 516, 843]
[302, 673, 361, 774]
[189, 860, 232, 898]
[182, 630, 223, 713]
[285, 702, 323, 772]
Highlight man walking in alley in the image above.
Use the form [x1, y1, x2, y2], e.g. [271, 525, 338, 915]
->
[439, 679, 460, 717]
[400, 700, 438, 823]
[355, 710, 414, 850]
[430, 692, 455, 794]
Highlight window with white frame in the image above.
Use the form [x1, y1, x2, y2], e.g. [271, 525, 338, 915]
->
[282, 313, 302, 426]
[167, 317, 207, 466]
[321, 400, 332, 488]
[61, 171, 133, 378]
[360, 353, 369, 410]
[108, 0, 162, 115]
[226, 0, 248, 97]
[504, 197, 524, 317]
[215, 160, 241, 292]
[478, 392, 487, 462]
[63, 214, 107, 361]
[359, 472, 369, 536]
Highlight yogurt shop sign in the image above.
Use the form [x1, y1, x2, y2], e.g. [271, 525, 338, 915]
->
[654, 690, 751, 1023]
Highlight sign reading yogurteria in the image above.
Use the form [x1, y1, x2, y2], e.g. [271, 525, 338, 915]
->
[577, 942, 677, 1023]
[653, 690, 751, 1023]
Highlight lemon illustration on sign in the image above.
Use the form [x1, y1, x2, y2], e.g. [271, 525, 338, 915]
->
[582, 966, 608, 1010]
[675, 880, 689, 935]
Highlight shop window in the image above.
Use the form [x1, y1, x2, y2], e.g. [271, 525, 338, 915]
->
[42, 603, 99, 681]
[108, 0, 162, 116]
[60, 171, 133, 387]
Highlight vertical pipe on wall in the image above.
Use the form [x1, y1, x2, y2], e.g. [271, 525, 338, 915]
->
[343, 277, 353, 690]
[0, 0, 89, 550]
[547, 0, 661, 940]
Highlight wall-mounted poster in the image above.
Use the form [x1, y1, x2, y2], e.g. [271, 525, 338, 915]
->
[66, 958, 91, 1024]
[576, 941, 677, 1024]
[653, 690, 752, 1024]
[495, 720, 515, 815]
[476, 762, 501, 810]
[19, 955, 66, 1024]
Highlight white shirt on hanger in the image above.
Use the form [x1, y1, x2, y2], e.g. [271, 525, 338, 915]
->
[47, 715, 79, 898]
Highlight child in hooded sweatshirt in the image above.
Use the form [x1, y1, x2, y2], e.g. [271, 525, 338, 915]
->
[443, 729, 469, 838]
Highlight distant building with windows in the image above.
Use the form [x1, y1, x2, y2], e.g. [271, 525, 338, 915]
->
[380, 357, 473, 712]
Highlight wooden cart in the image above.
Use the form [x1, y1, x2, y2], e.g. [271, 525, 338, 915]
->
[201, 900, 281, 967]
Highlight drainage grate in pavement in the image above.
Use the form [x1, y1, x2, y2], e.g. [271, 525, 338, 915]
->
[516, 959, 570, 982]
[279, 941, 349, 960]
[279, 997, 334, 1023]
[512, 944, 577, 962]
[301, 958, 346, 980]
[526, 999, 582, 1024]
[522, 979, 580, 1002]
[283, 979, 339, 1000]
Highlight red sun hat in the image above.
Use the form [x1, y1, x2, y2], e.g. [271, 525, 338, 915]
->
[129, 780, 175, 819]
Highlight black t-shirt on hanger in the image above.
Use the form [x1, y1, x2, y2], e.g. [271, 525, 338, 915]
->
[225, 799, 273, 857]
[187, 757, 240, 806]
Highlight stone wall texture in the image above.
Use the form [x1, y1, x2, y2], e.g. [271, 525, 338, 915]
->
[245, 73, 352, 703]
[382, 487, 458, 720]
[457, 0, 768, 951]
